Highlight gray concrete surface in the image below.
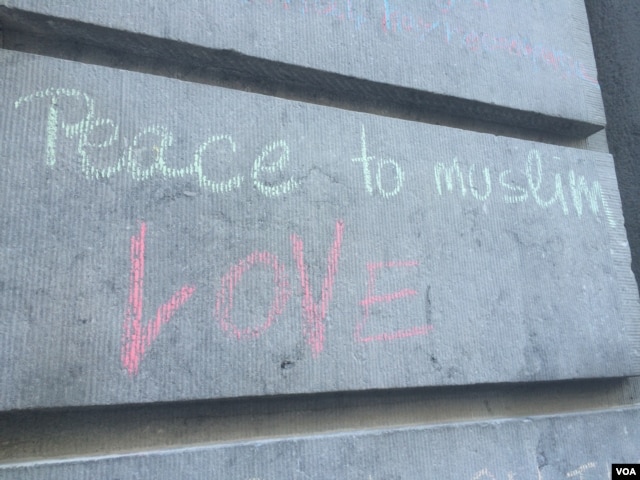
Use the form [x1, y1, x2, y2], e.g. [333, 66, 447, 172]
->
[0, 0, 605, 136]
[0, 0, 639, 476]
[2, 50, 637, 411]
[1, 406, 639, 479]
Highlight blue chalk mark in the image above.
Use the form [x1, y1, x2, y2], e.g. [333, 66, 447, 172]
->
[384, 0, 392, 31]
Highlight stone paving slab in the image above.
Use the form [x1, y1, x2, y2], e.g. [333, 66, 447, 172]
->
[0, 0, 605, 134]
[0, 50, 637, 410]
[1, 407, 638, 479]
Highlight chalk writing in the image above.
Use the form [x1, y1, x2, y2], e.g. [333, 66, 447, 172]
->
[569, 170, 605, 219]
[14, 89, 297, 197]
[16, 89, 611, 227]
[127, 125, 174, 181]
[383, 0, 489, 34]
[15, 89, 612, 226]
[244, 0, 598, 87]
[566, 462, 596, 479]
[499, 169, 528, 204]
[193, 134, 244, 193]
[15, 89, 613, 377]
[389, 1, 598, 86]
[215, 251, 291, 340]
[14, 87, 122, 178]
[352, 125, 404, 198]
[352, 124, 375, 195]
[472, 468, 491, 479]
[434, 0, 490, 14]
[245, 0, 370, 29]
[246, 0, 490, 30]
[122, 222, 196, 376]
[469, 163, 492, 201]
[468, 461, 606, 480]
[435, 157, 467, 197]
[252, 140, 298, 197]
[380, 0, 598, 86]
[355, 261, 433, 343]
[291, 220, 345, 358]
[526, 150, 569, 215]
[122, 220, 429, 374]
[433, 153, 614, 227]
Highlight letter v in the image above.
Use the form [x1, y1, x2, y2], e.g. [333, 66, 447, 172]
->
[291, 220, 344, 358]
[121, 222, 196, 376]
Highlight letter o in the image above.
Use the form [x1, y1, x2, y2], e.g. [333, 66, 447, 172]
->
[215, 251, 291, 340]
[376, 158, 404, 198]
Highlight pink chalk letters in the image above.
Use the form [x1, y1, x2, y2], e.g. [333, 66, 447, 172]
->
[291, 221, 345, 358]
[216, 251, 291, 341]
[355, 261, 433, 343]
[122, 220, 432, 375]
[121, 222, 196, 376]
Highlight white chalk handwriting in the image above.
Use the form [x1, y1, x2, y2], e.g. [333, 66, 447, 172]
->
[15, 88, 612, 226]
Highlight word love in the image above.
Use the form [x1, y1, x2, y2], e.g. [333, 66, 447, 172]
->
[122, 220, 433, 376]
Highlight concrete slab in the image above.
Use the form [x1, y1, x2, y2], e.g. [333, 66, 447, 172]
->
[0, 0, 605, 135]
[1, 407, 638, 479]
[0, 50, 637, 410]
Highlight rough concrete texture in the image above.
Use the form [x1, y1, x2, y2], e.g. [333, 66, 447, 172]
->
[1, 50, 637, 410]
[0, 0, 605, 135]
[1, 406, 639, 479]
[586, 1, 640, 295]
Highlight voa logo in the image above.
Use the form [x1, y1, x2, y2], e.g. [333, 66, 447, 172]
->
[613, 464, 639, 478]
[617, 467, 637, 475]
